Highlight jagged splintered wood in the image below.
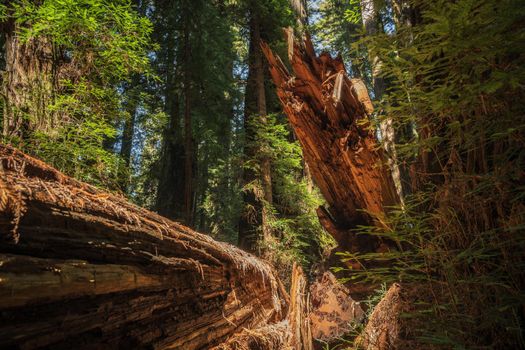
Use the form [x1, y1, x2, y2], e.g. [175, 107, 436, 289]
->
[261, 30, 399, 254]
[0, 145, 290, 349]
[214, 263, 312, 350]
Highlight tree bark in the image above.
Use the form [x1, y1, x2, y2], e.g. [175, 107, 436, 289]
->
[183, 17, 194, 227]
[155, 18, 186, 221]
[1, 18, 55, 139]
[0, 145, 288, 349]
[290, 0, 308, 25]
[261, 30, 399, 259]
[360, 0, 408, 204]
[239, 9, 272, 252]
[118, 75, 140, 191]
[120, 100, 136, 169]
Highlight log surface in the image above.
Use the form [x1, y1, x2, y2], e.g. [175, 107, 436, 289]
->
[0, 145, 287, 349]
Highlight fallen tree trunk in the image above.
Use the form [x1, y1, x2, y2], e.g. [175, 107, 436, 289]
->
[261, 30, 399, 258]
[0, 145, 288, 349]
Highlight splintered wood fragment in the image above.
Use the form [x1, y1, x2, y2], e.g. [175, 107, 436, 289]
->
[261, 32, 399, 255]
[354, 283, 405, 350]
[287, 27, 294, 61]
[0, 145, 287, 350]
[288, 263, 313, 350]
[213, 263, 312, 350]
[332, 71, 344, 104]
[310, 271, 365, 344]
[210, 321, 291, 350]
[350, 78, 374, 115]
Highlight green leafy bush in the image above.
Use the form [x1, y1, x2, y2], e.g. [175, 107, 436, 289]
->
[245, 112, 335, 280]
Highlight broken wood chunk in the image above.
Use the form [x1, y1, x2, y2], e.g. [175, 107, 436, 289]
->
[355, 283, 406, 350]
[310, 271, 364, 348]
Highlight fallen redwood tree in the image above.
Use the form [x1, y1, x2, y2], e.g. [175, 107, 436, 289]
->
[0, 145, 292, 349]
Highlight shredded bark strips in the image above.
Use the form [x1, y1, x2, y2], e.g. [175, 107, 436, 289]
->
[0, 145, 293, 349]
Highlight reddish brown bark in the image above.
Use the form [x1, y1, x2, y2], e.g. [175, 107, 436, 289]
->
[2, 19, 55, 138]
[0, 145, 288, 349]
[183, 17, 194, 227]
[261, 30, 399, 255]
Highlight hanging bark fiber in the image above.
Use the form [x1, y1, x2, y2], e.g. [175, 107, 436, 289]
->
[0, 145, 289, 349]
[261, 30, 399, 259]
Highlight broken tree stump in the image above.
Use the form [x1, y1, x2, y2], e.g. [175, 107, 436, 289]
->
[0, 145, 288, 349]
[262, 30, 408, 348]
[261, 30, 399, 258]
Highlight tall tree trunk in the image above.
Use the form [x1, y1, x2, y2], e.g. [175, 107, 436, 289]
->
[120, 101, 136, 169]
[391, 0, 421, 198]
[1, 18, 54, 139]
[155, 22, 186, 220]
[290, 0, 308, 25]
[116, 0, 148, 192]
[118, 76, 140, 191]
[239, 9, 272, 252]
[392, 0, 421, 29]
[183, 19, 194, 227]
[360, 0, 407, 204]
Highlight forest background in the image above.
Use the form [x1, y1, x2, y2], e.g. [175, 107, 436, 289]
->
[0, 0, 523, 348]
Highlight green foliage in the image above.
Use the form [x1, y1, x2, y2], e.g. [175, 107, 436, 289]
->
[0, 4, 6, 19]
[128, 99, 167, 208]
[236, 0, 295, 40]
[3, 0, 154, 189]
[245, 113, 334, 275]
[156, 0, 243, 236]
[13, 0, 153, 81]
[310, 0, 368, 78]
[173, 0, 296, 240]
[190, 1, 242, 239]
[30, 115, 122, 187]
[336, 0, 525, 348]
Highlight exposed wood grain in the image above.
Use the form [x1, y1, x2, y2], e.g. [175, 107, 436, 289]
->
[261, 30, 399, 256]
[0, 145, 287, 349]
[288, 263, 313, 350]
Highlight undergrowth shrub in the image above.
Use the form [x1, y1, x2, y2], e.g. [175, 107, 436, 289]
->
[244, 113, 335, 284]
[339, 0, 525, 348]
